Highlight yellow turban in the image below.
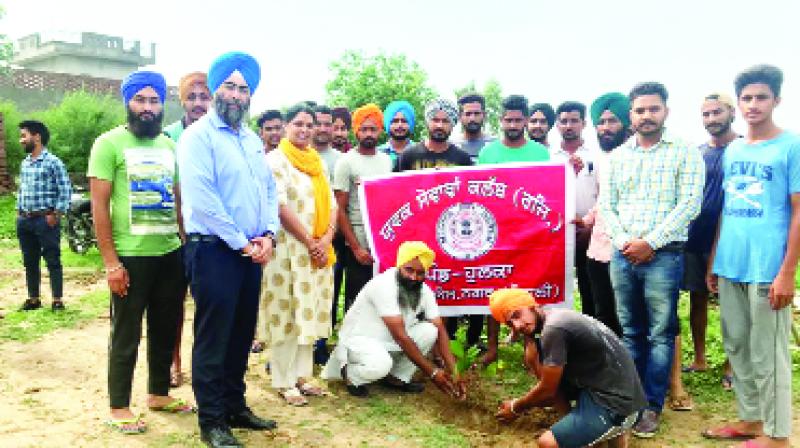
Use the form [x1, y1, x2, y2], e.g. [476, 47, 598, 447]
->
[352, 103, 384, 134]
[178, 71, 209, 103]
[396, 241, 435, 271]
[489, 288, 536, 323]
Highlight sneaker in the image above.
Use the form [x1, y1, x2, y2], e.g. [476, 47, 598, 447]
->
[632, 409, 660, 438]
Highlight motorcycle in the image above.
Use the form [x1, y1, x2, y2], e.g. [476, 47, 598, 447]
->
[65, 188, 95, 254]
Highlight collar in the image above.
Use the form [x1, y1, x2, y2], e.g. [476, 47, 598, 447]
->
[25, 148, 49, 163]
[209, 110, 242, 133]
[627, 129, 677, 151]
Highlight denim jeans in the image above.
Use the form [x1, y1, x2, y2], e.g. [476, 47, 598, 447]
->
[17, 216, 63, 298]
[609, 249, 682, 411]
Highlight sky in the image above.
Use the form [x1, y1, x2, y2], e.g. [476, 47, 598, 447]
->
[3, 0, 799, 144]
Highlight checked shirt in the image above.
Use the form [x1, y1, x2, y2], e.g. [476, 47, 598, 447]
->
[17, 149, 72, 214]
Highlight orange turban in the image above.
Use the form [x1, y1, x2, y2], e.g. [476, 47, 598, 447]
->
[352, 103, 384, 134]
[489, 288, 536, 323]
[396, 241, 435, 271]
[178, 72, 209, 103]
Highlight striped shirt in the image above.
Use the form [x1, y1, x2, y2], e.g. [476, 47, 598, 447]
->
[598, 133, 704, 250]
[17, 149, 72, 214]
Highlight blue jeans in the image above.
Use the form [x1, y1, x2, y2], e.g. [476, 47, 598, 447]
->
[17, 216, 63, 298]
[609, 249, 682, 411]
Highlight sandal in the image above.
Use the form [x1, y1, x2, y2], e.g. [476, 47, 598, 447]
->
[52, 299, 65, 311]
[296, 381, 324, 397]
[279, 387, 308, 406]
[701, 425, 757, 440]
[149, 398, 196, 414]
[667, 393, 694, 411]
[722, 374, 733, 391]
[105, 415, 146, 434]
[170, 368, 183, 388]
[21, 298, 41, 311]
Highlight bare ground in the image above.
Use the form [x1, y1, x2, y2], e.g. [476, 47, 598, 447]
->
[0, 270, 798, 447]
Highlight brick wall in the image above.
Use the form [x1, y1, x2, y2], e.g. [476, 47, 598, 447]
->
[0, 113, 13, 193]
[0, 68, 179, 100]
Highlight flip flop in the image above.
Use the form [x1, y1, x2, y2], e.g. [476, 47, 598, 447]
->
[105, 415, 146, 434]
[722, 374, 733, 391]
[279, 387, 308, 406]
[668, 393, 694, 411]
[296, 382, 325, 397]
[148, 398, 196, 414]
[701, 425, 756, 440]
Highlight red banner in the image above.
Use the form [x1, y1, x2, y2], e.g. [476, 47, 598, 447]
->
[360, 163, 574, 316]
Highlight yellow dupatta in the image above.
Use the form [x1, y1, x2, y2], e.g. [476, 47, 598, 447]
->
[278, 138, 336, 267]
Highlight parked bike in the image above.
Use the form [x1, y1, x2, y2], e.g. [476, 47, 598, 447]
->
[65, 189, 95, 254]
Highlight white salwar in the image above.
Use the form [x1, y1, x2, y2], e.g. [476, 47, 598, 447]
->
[322, 268, 441, 386]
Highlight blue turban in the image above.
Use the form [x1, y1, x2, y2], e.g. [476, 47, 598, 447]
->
[424, 97, 459, 125]
[590, 93, 630, 128]
[207, 51, 261, 95]
[121, 70, 166, 105]
[383, 100, 416, 133]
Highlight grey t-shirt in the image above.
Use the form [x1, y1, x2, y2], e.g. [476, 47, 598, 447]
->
[316, 146, 341, 183]
[539, 309, 647, 416]
[454, 134, 496, 163]
[332, 149, 393, 249]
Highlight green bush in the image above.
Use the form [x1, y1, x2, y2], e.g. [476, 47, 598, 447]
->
[0, 193, 16, 239]
[35, 91, 125, 174]
[0, 100, 23, 174]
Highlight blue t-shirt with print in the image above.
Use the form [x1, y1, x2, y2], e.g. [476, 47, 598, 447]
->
[713, 132, 800, 283]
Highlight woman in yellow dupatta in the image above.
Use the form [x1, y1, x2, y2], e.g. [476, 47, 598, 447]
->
[261, 103, 336, 406]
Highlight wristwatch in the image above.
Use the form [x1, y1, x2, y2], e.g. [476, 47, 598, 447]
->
[264, 231, 277, 248]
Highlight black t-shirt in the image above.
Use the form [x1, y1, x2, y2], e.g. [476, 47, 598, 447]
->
[539, 309, 647, 417]
[398, 142, 473, 171]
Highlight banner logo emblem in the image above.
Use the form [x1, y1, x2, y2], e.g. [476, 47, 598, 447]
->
[436, 202, 498, 261]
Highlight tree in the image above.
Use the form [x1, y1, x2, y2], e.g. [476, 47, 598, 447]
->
[326, 51, 437, 140]
[35, 91, 125, 175]
[0, 6, 12, 75]
[454, 79, 503, 136]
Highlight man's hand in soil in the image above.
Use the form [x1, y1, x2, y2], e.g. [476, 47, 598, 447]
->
[496, 399, 520, 423]
[431, 369, 459, 398]
[107, 266, 130, 297]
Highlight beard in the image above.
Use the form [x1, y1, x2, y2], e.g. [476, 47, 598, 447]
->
[528, 129, 547, 144]
[332, 136, 348, 149]
[359, 137, 378, 149]
[215, 94, 249, 128]
[23, 141, 35, 153]
[503, 128, 524, 142]
[313, 133, 331, 147]
[429, 129, 450, 143]
[389, 128, 409, 140]
[635, 120, 664, 138]
[396, 270, 423, 311]
[598, 129, 627, 151]
[705, 121, 731, 137]
[464, 121, 482, 134]
[127, 108, 164, 139]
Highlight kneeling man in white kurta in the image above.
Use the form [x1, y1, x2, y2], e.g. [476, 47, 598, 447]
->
[322, 241, 465, 399]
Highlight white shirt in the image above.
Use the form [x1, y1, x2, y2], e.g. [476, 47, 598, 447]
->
[337, 267, 440, 350]
[550, 144, 599, 217]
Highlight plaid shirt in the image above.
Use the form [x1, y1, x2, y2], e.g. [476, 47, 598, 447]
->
[598, 133, 704, 250]
[17, 149, 72, 214]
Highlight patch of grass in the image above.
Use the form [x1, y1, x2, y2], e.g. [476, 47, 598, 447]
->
[346, 394, 469, 445]
[0, 289, 107, 343]
[0, 195, 17, 239]
[149, 432, 205, 447]
[0, 238, 102, 271]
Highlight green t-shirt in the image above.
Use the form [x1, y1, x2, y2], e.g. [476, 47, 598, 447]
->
[87, 125, 181, 256]
[163, 120, 185, 142]
[477, 139, 550, 164]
